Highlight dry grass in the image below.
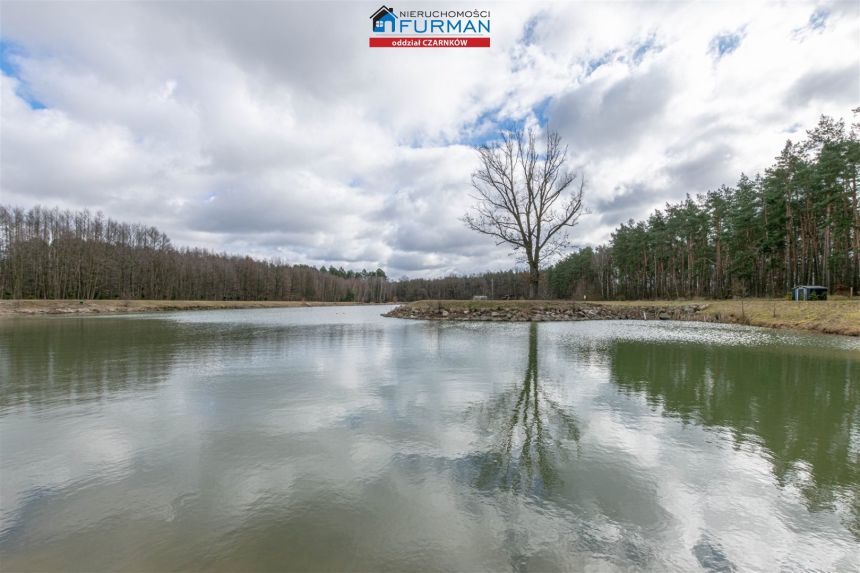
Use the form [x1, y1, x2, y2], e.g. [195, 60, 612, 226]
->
[4, 298, 856, 336]
[401, 298, 860, 336]
[690, 299, 860, 336]
[0, 299, 371, 317]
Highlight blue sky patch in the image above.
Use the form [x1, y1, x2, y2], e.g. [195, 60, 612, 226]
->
[585, 50, 617, 76]
[632, 36, 661, 64]
[709, 31, 744, 58]
[463, 109, 522, 146]
[460, 99, 554, 147]
[532, 97, 551, 128]
[0, 39, 46, 109]
[808, 8, 828, 30]
[520, 15, 540, 46]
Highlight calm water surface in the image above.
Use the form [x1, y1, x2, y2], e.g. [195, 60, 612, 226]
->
[1, 306, 858, 571]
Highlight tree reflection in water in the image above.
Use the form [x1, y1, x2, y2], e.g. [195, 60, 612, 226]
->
[607, 338, 860, 538]
[472, 323, 580, 494]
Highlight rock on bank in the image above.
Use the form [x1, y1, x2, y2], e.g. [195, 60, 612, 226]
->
[383, 301, 712, 323]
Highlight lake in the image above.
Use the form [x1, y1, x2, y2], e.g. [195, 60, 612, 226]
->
[1, 306, 858, 571]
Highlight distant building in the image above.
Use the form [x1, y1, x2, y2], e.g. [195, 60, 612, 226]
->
[472, 295, 488, 300]
[791, 285, 828, 300]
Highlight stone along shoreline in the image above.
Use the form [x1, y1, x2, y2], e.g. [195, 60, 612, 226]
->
[383, 299, 860, 336]
[385, 301, 712, 322]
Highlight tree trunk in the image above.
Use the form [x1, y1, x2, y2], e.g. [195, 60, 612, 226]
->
[528, 265, 540, 299]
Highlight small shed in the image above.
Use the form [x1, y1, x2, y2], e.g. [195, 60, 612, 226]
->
[791, 285, 828, 300]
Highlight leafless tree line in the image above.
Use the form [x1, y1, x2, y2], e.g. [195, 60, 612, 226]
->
[392, 269, 535, 301]
[0, 206, 393, 302]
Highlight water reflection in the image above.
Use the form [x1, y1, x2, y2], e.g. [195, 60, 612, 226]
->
[607, 338, 860, 536]
[0, 314, 396, 412]
[1, 310, 858, 571]
[472, 323, 580, 494]
[0, 317, 184, 411]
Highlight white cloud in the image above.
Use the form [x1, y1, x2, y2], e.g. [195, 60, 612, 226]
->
[1, 0, 857, 277]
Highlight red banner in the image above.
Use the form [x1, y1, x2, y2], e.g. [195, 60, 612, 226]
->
[369, 37, 491, 48]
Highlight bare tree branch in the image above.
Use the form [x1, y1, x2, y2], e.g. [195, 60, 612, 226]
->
[463, 128, 586, 298]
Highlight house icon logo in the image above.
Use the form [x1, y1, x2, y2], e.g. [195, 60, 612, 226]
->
[367, 5, 492, 48]
[370, 5, 396, 33]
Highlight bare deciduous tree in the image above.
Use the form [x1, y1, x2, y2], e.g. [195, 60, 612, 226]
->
[0, 205, 394, 303]
[463, 129, 585, 299]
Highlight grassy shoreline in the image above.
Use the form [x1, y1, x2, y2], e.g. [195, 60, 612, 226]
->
[2, 298, 857, 337]
[0, 299, 379, 317]
[386, 299, 860, 337]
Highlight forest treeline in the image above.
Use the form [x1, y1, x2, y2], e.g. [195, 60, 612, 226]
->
[548, 114, 859, 300]
[0, 206, 392, 302]
[396, 114, 859, 301]
[2, 114, 857, 302]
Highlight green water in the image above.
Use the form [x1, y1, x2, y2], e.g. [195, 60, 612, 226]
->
[1, 306, 858, 571]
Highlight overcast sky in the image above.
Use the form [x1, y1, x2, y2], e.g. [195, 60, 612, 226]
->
[1, 1, 858, 278]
